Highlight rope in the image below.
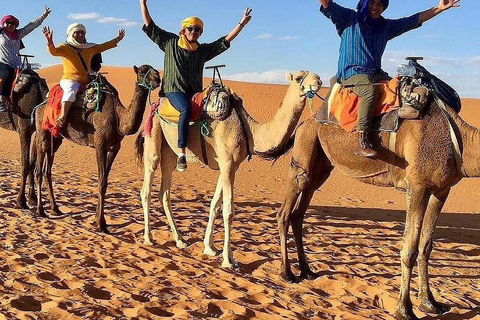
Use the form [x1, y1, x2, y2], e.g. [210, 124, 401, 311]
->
[199, 120, 212, 137]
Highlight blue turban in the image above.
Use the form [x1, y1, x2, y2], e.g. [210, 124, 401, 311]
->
[356, 0, 389, 15]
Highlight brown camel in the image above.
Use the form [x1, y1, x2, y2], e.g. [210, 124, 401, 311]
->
[135, 71, 322, 268]
[34, 65, 160, 233]
[0, 68, 49, 209]
[276, 86, 475, 319]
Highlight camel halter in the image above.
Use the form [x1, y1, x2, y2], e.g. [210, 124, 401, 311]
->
[298, 72, 324, 112]
[137, 67, 156, 105]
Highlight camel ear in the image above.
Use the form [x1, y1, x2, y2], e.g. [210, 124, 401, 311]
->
[285, 72, 293, 83]
[133, 65, 139, 74]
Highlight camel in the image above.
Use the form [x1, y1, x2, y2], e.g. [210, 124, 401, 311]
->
[276, 84, 476, 319]
[34, 65, 160, 233]
[135, 71, 322, 268]
[0, 68, 49, 209]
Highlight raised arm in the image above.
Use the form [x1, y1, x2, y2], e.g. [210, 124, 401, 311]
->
[225, 7, 252, 43]
[140, 0, 152, 27]
[42, 26, 63, 56]
[418, 0, 460, 24]
[318, 0, 330, 9]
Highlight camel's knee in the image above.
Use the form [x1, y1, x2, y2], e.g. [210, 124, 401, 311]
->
[419, 239, 434, 259]
[145, 153, 160, 171]
[291, 157, 311, 191]
[401, 249, 419, 269]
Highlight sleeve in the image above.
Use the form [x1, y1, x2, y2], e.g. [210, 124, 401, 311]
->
[142, 20, 177, 52]
[202, 36, 231, 62]
[90, 39, 118, 55]
[48, 43, 66, 57]
[386, 13, 422, 40]
[18, 12, 48, 39]
[320, 1, 356, 35]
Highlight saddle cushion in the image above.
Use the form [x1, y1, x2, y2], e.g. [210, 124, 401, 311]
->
[42, 84, 64, 137]
[158, 90, 205, 123]
[328, 77, 401, 131]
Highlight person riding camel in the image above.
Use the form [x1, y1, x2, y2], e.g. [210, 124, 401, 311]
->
[318, 0, 461, 157]
[0, 6, 51, 112]
[42, 23, 125, 127]
[140, 0, 252, 171]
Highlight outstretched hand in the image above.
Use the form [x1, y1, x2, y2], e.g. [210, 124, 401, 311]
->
[438, 0, 461, 11]
[42, 26, 53, 45]
[44, 6, 52, 17]
[117, 29, 126, 43]
[239, 7, 252, 26]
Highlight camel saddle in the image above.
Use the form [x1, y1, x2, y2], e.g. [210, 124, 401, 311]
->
[316, 76, 430, 133]
[157, 84, 233, 124]
[42, 75, 111, 137]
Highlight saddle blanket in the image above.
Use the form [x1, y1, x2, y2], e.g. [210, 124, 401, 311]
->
[42, 84, 64, 137]
[321, 77, 401, 132]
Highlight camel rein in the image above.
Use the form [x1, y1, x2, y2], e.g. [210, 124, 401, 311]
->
[137, 68, 155, 106]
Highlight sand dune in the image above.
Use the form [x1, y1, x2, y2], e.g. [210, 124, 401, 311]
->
[0, 65, 479, 319]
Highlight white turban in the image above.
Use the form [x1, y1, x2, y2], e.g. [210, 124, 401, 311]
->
[66, 23, 94, 49]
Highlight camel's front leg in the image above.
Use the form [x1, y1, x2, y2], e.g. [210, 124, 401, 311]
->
[27, 131, 37, 207]
[418, 188, 451, 315]
[34, 132, 48, 217]
[15, 129, 32, 209]
[94, 143, 109, 233]
[44, 138, 63, 216]
[159, 141, 186, 248]
[394, 183, 430, 320]
[203, 177, 223, 256]
[220, 163, 237, 268]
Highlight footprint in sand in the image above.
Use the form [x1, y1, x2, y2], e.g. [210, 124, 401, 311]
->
[10, 295, 42, 312]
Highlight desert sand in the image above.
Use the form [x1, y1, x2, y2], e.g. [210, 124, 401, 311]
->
[0, 65, 479, 319]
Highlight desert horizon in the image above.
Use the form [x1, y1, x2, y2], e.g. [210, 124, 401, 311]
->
[0, 65, 479, 319]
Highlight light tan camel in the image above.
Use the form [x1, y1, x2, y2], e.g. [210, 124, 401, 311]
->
[135, 71, 322, 268]
[34, 65, 160, 233]
[276, 90, 474, 319]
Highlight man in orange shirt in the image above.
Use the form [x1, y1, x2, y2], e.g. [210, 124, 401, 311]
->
[42, 23, 125, 126]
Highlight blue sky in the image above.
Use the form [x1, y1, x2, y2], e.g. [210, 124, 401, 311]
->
[3, 0, 480, 97]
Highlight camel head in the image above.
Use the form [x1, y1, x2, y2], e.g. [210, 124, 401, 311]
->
[134, 65, 161, 91]
[13, 69, 47, 94]
[286, 71, 322, 98]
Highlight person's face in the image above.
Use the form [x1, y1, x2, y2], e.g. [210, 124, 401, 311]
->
[73, 30, 86, 43]
[368, 0, 384, 19]
[3, 20, 17, 33]
[182, 25, 202, 42]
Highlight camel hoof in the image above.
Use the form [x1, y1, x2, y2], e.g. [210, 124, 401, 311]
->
[280, 270, 298, 283]
[419, 300, 451, 315]
[52, 207, 63, 216]
[99, 225, 110, 234]
[15, 201, 29, 210]
[221, 259, 239, 269]
[143, 239, 154, 245]
[176, 239, 187, 249]
[393, 308, 419, 320]
[203, 246, 218, 256]
[37, 209, 47, 218]
[300, 269, 319, 280]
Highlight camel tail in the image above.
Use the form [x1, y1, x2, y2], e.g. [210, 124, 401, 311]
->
[134, 131, 145, 166]
[256, 134, 295, 163]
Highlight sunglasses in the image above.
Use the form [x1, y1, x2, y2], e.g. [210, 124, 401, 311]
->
[4, 21, 16, 26]
[186, 26, 202, 33]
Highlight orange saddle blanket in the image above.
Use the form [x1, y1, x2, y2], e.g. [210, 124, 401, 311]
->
[42, 84, 64, 137]
[329, 77, 401, 131]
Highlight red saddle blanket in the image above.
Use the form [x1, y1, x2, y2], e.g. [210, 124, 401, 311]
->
[42, 84, 64, 137]
[329, 77, 401, 131]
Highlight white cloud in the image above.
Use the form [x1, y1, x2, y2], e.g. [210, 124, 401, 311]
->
[68, 13, 101, 20]
[224, 69, 291, 84]
[69, 12, 139, 27]
[256, 33, 272, 39]
[279, 35, 298, 41]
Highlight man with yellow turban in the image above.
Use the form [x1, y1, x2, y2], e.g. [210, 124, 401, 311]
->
[140, 0, 252, 171]
[42, 23, 125, 127]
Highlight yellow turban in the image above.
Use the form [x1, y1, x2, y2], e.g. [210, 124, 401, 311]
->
[180, 16, 204, 33]
[178, 16, 204, 51]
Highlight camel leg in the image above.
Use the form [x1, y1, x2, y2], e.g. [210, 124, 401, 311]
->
[94, 143, 110, 233]
[277, 119, 324, 282]
[34, 131, 49, 217]
[15, 129, 32, 209]
[417, 188, 451, 315]
[394, 183, 430, 320]
[220, 161, 237, 268]
[27, 131, 37, 207]
[291, 160, 332, 280]
[203, 177, 223, 256]
[140, 130, 162, 245]
[44, 138, 63, 216]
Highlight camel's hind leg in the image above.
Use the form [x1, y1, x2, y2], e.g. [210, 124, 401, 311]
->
[27, 132, 37, 207]
[394, 183, 430, 320]
[34, 130, 48, 217]
[417, 187, 451, 315]
[203, 177, 223, 256]
[44, 138, 63, 216]
[277, 119, 330, 281]
[15, 128, 32, 209]
[218, 160, 237, 268]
